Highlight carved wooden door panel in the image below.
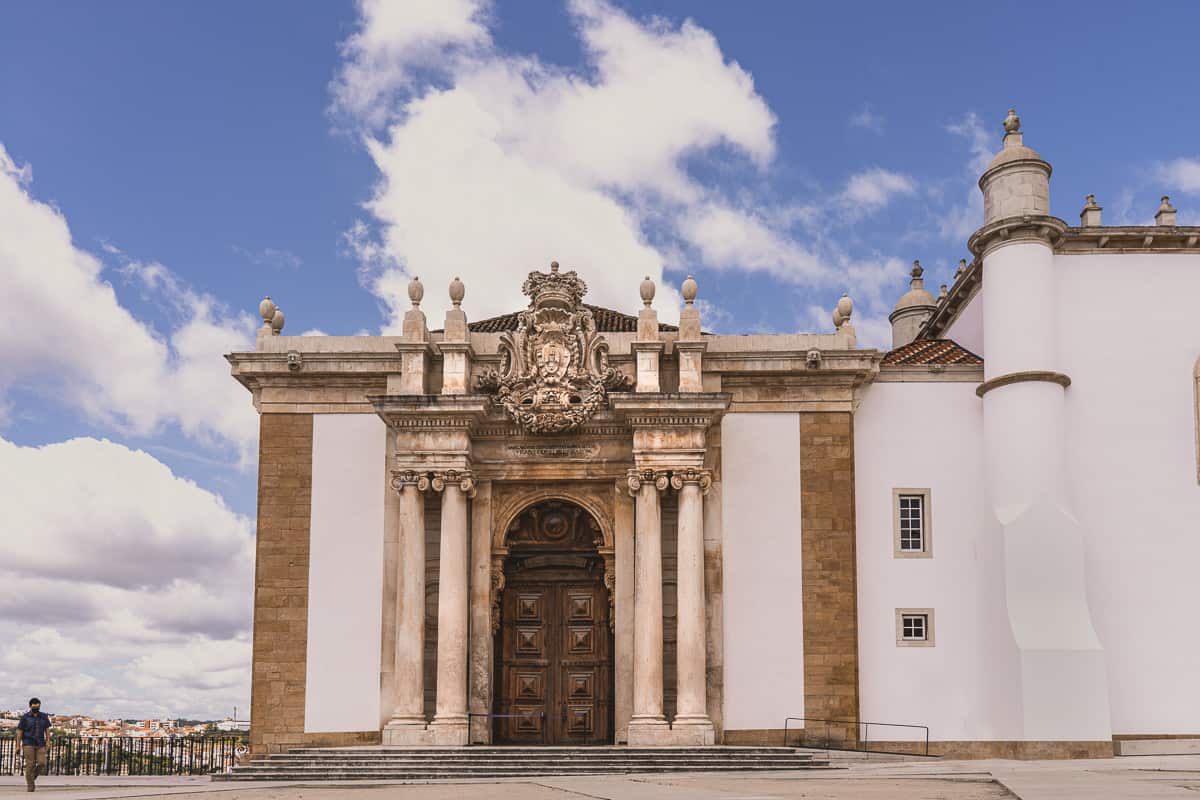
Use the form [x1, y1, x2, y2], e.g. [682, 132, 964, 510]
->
[497, 581, 611, 744]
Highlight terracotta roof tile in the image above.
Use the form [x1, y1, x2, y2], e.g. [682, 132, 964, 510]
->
[466, 304, 678, 333]
[882, 339, 983, 366]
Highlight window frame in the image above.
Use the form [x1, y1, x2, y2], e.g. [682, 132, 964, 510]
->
[892, 488, 933, 558]
[895, 608, 935, 647]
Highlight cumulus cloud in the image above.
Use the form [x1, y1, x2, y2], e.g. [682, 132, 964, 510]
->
[1155, 158, 1200, 194]
[837, 168, 916, 219]
[0, 435, 253, 718]
[337, 0, 891, 330]
[0, 144, 258, 464]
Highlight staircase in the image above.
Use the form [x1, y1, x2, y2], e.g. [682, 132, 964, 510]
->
[214, 746, 832, 781]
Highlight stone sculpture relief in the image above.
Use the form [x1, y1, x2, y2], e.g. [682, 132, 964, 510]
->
[477, 262, 631, 433]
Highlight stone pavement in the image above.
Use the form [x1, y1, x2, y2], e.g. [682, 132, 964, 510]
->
[1, 755, 1199, 799]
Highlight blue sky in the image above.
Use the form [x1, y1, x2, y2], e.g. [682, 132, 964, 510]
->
[1, 0, 1198, 718]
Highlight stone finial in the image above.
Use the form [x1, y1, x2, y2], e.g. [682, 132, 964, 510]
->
[259, 296, 276, 328]
[449, 276, 465, 308]
[910, 260, 925, 284]
[832, 306, 844, 329]
[408, 275, 424, 308]
[270, 307, 285, 334]
[938, 284, 949, 301]
[639, 275, 656, 307]
[955, 258, 967, 278]
[681, 274, 698, 306]
[1003, 107, 1021, 135]
[1080, 194, 1103, 227]
[550, 260, 560, 273]
[1156, 195, 1177, 226]
[837, 292, 853, 322]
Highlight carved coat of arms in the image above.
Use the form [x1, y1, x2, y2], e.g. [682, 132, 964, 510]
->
[477, 262, 631, 433]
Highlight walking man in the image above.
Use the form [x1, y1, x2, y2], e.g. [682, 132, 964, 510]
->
[17, 698, 52, 792]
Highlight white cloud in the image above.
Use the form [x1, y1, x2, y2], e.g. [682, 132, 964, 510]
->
[940, 111, 992, 241]
[337, 0, 798, 329]
[0, 435, 253, 718]
[0, 144, 258, 464]
[1155, 158, 1200, 194]
[849, 104, 884, 134]
[330, 0, 493, 128]
[838, 168, 916, 218]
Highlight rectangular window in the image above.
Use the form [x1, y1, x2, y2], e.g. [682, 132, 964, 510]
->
[901, 614, 926, 640]
[895, 608, 935, 647]
[892, 488, 932, 558]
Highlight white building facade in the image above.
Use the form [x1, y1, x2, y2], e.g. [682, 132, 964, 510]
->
[230, 111, 1200, 758]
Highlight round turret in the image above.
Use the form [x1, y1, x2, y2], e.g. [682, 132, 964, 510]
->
[889, 261, 937, 349]
[978, 108, 1052, 225]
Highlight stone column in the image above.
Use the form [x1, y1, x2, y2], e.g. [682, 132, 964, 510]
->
[627, 469, 670, 743]
[429, 470, 475, 745]
[468, 481, 493, 744]
[671, 468, 715, 744]
[383, 470, 429, 743]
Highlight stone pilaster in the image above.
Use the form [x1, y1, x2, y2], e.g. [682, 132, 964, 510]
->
[249, 413, 312, 755]
[468, 480, 494, 744]
[799, 412, 860, 747]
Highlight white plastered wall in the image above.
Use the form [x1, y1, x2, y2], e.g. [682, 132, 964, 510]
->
[943, 290, 984, 357]
[305, 414, 386, 733]
[720, 413, 804, 730]
[1056, 252, 1200, 735]
[855, 381, 1021, 741]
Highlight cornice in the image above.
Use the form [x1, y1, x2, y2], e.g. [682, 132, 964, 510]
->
[1056, 225, 1200, 254]
[368, 394, 490, 429]
[976, 370, 1071, 398]
[608, 392, 731, 429]
[919, 256, 981, 341]
[967, 214, 1069, 258]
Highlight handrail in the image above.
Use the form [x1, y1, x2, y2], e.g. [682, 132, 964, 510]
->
[782, 716, 931, 758]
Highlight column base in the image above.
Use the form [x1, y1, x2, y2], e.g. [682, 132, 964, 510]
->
[671, 716, 716, 746]
[627, 717, 672, 746]
[428, 716, 470, 746]
[382, 718, 431, 746]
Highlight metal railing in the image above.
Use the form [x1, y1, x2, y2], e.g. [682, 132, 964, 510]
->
[782, 717, 931, 757]
[0, 736, 241, 776]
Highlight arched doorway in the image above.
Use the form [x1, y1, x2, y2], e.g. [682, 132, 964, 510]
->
[493, 499, 614, 745]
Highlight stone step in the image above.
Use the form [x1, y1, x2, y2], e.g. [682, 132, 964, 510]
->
[219, 746, 831, 782]
[214, 763, 830, 782]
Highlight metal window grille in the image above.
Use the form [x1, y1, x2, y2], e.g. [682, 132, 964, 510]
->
[898, 495, 924, 552]
[901, 614, 927, 641]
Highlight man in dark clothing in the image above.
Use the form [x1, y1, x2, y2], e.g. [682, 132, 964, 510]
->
[17, 698, 52, 792]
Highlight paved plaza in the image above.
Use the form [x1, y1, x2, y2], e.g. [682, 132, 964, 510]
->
[4, 755, 1200, 799]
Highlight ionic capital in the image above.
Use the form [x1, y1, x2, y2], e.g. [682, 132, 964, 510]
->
[390, 469, 431, 493]
[626, 468, 670, 496]
[430, 469, 477, 498]
[670, 467, 713, 495]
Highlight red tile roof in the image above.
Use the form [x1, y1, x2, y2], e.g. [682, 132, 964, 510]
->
[465, 304, 678, 333]
[882, 339, 982, 365]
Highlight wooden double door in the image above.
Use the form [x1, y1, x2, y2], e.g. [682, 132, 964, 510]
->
[495, 574, 613, 744]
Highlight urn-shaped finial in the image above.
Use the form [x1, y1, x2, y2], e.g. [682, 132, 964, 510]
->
[836, 292, 853, 322]
[449, 276, 465, 307]
[270, 308, 285, 334]
[681, 274, 698, 306]
[640, 275, 656, 307]
[259, 296, 276, 325]
[408, 275, 424, 308]
[1003, 107, 1021, 135]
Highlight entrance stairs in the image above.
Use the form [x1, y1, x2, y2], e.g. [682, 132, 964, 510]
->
[214, 745, 832, 781]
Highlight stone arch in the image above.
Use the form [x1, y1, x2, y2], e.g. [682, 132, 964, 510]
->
[491, 484, 615, 555]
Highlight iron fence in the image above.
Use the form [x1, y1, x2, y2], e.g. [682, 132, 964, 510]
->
[0, 736, 241, 776]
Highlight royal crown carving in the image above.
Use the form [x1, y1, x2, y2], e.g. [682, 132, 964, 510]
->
[477, 262, 631, 433]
